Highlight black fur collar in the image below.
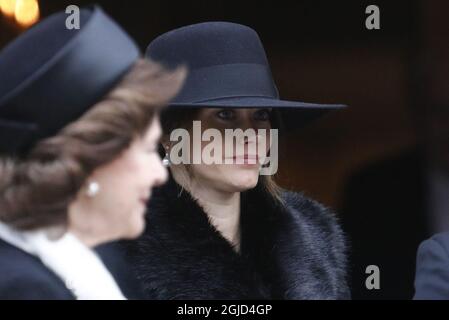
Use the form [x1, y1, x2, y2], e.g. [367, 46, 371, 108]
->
[131, 175, 349, 299]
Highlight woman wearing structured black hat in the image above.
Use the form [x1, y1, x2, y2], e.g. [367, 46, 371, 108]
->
[128, 22, 350, 299]
[0, 6, 184, 299]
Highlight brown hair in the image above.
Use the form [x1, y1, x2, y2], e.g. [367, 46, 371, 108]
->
[160, 108, 285, 204]
[0, 59, 186, 230]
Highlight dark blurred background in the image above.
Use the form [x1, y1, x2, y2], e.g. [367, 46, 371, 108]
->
[1, 0, 448, 300]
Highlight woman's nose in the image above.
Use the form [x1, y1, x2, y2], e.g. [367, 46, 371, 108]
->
[236, 131, 259, 150]
[238, 119, 267, 135]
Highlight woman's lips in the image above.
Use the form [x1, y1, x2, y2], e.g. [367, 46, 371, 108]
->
[231, 154, 259, 164]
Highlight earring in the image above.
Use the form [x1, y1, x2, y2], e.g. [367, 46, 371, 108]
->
[86, 181, 100, 197]
[162, 145, 171, 167]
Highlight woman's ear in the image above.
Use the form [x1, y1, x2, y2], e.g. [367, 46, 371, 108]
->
[160, 134, 171, 150]
[158, 136, 170, 158]
[160, 135, 170, 148]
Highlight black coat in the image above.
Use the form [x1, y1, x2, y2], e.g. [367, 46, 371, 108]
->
[128, 176, 350, 299]
[0, 238, 75, 300]
[414, 232, 449, 299]
[0, 237, 140, 300]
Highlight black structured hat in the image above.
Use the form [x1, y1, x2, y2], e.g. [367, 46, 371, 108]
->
[146, 21, 346, 131]
[0, 5, 140, 157]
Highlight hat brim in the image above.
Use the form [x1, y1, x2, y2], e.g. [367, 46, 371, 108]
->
[170, 96, 346, 109]
[169, 96, 346, 131]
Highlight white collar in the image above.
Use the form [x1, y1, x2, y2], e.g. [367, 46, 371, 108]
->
[0, 222, 126, 300]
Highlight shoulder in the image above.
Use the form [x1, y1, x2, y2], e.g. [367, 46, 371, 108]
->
[416, 232, 449, 264]
[424, 232, 449, 252]
[281, 190, 346, 247]
[0, 239, 74, 300]
[414, 232, 449, 299]
[277, 191, 350, 299]
[0, 238, 42, 276]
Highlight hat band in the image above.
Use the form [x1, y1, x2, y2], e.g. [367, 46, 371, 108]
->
[0, 118, 38, 156]
[173, 63, 279, 103]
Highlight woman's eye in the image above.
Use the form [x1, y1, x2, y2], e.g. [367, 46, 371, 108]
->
[216, 109, 235, 120]
[254, 109, 271, 121]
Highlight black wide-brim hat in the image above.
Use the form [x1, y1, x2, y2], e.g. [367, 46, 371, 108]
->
[0, 5, 140, 156]
[146, 21, 346, 131]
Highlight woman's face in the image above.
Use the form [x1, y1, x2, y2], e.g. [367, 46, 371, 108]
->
[73, 116, 167, 240]
[185, 108, 272, 193]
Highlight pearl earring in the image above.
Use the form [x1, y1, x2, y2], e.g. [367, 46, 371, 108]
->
[162, 145, 171, 167]
[86, 181, 100, 197]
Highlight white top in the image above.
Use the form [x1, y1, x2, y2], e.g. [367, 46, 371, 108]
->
[0, 222, 126, 300]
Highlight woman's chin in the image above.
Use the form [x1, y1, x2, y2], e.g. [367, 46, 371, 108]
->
[122, 213, 146, 239]
[226, 170, 260, 191]
[125, 225, 145, 240]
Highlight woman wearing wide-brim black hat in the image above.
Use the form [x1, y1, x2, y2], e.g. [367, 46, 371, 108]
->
[0, 6, 184, 299]
[129, 22, 350, 299]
